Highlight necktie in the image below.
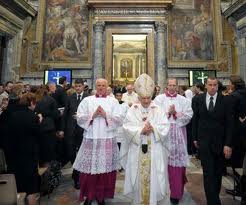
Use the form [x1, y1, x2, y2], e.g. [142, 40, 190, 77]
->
[208, 96, 214, 111]
[77, 94, 81, 102]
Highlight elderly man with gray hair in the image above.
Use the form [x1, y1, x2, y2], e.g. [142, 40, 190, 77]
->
[73, 78, 122, 205]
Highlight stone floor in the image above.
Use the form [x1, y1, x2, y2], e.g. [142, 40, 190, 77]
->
[39, 157, 241, 205]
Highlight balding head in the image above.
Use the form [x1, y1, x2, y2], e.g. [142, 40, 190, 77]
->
[167, 78, 177, 94]
[96, 78, 108, 95]
[126, 84, 134, 94]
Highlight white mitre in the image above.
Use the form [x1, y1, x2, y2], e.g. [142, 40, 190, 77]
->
[134, 73, 155, 97]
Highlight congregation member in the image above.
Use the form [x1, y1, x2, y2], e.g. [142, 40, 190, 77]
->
[154, 78, 193, 205]
[122, 84, 138, 107]
[106, 86, 115, 98]
[60, 79, 89, 189]
[192, 76, 233, 205]
[114, 89, 128, 150]
[193, 83, 205, 96]
[0, 81, 13, 106]
[151, 85, 161, 100]
[47, 79, 67, 109]
[0, 84, 24, 171]
[0, 82, 4, 94]
[184, 88, 194, 155]
[8, 93, 41, 205]
[73, 78, 122, 205]
[226, 75, 246, 203]
[35, 86, 60, 166]
[123, 74, 170, 205]
[24, 83, 31, 93]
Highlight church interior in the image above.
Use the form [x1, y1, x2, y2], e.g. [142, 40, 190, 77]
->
[0, 0, 246, 205]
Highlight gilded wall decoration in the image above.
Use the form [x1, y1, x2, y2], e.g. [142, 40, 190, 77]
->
[168, 0, 221, 68]
[37, 0, 92, 67]
[120, 58, 133, 78]
[175, 0, 195, 9]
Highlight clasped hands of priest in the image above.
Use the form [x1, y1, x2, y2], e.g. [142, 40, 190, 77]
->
[92, 105, 107, 119]
[168, 104, 176, 115]
[141, 121, 153, 136]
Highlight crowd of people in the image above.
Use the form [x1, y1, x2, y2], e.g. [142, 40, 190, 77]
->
[0, 74, 246, 205]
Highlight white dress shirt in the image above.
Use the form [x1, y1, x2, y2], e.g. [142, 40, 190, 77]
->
[206, 92, 218, 110]
[77, 92, 83, 101]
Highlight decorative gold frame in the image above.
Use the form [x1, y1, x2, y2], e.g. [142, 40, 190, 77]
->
[36, 0, 92, 69]
[105, 28, 155, 84]
[168, 0, 223, 68]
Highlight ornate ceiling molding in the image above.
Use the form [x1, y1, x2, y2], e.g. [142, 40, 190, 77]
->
[88, 0, 174, 8]
[14, 0, 37, 17]
[94, 8, 168, 16]
[0, 5, 23, 36]
[223, 0, 246, 21]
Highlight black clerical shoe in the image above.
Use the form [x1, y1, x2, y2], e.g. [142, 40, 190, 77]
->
[170, 198, 179, 205]
[83, 199, 92, 205]
[74, 181, 80, 190]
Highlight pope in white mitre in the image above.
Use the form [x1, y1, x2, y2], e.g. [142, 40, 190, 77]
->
[123, 74, 171, 205]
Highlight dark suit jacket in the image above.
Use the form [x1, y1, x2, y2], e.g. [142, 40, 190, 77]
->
[61, 92, 89, 141]
[35, 95, 60, 133]
[192, 93, 233, 154]
[51, 85, 67, 108]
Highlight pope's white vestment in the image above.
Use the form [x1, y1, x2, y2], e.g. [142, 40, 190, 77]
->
[123, 102, 170, 205]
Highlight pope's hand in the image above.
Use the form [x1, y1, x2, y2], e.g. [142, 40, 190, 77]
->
[141, 122, 153, 135]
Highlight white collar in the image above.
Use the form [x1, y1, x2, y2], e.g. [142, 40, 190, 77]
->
[206, 92, 217, 99]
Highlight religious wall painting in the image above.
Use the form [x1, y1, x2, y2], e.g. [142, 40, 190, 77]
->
[169, 0, 218, 67]
[38, 0, 91, 67]
[120, 58, 133, 79]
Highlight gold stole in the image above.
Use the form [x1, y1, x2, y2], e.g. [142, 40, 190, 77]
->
[140, 138, 151, 205]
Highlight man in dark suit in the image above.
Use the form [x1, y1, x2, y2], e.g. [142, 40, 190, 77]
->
[61, 79, 89, 188]
[48, 77, 68, 109]
[192, 76, 233, 205]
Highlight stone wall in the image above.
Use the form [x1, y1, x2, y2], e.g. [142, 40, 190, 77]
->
[237, 19, 246, 81]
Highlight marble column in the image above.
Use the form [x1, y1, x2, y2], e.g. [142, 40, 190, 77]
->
[155, 21, 167, 90]
[2, 31, 23, 82]
[93, 21, 105, 83]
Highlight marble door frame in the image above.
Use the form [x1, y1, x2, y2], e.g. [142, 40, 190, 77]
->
[105, 27, 155, 85]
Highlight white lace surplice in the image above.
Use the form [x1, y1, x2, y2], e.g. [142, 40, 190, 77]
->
[115, 102, 129, 143]
[73, 96, 122, 174]
[154, 94, 193, 167]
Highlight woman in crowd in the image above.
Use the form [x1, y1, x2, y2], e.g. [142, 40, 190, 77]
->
[35, 86, 60, 166]
[227, 75, 246, 204]
[9, 93, 41, 205]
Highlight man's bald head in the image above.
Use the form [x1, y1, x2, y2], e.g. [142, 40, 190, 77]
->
[167, 78, 177, 94]
[96, 78, 108, 95]
[126, 84, 134, 94]
[96, 78, 108, 86]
